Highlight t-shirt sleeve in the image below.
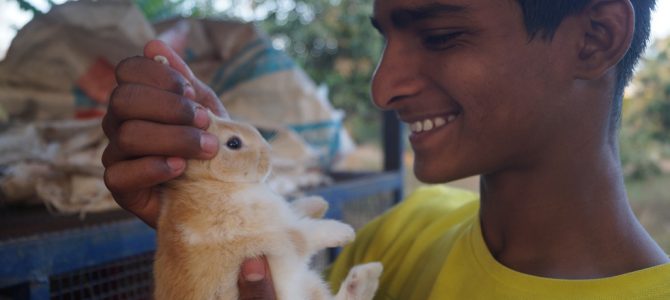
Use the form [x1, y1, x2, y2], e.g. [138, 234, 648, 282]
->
[324, 185, 479, 293]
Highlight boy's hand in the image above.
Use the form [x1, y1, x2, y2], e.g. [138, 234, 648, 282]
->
[239, 256, 277, 299]
[102, 40, 226, 227]
[103, 40, 276, 299]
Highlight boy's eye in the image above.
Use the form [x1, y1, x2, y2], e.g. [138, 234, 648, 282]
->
[421, 31, 464, 50]
[226, 137, 242, 150]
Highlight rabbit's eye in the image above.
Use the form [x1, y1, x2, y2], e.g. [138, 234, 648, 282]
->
[226, 136, 242, 150]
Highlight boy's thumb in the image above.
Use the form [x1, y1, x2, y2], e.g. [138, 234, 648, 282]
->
[142, 39, 228, 118]
[143, 39, 196, 85]
[238, 257, 276, 300]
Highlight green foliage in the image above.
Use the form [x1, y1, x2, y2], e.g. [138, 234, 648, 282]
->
[253, 0, 383, 144]
[12, 0, 43, 15]
[134, 0, 184, 21]
[621, 36, 670, 181]
[16, 0, 383, 144]
[13, 0, 670, 161]
[133, 0, 384, 144]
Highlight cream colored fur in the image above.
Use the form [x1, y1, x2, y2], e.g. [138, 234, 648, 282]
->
[154, 111, 382, 300]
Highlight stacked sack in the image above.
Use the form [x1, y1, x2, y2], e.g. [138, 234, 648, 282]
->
[0, 0, 354, 216]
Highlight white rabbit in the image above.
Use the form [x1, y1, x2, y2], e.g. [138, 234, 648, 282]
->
[154, 111, 382, 300]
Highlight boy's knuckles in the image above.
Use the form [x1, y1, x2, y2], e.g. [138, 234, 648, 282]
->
[116, 122, 202, 157]
[116, 121, 145, 154]
[171, 97, 196, 124]
[103, 168, 127, 194]
[115, 56, 145, 82]
[141, 67, 188, 95]
[108, 85, 138, 118]
[101, 113, 118, 138]
[164, 71, 190, 95]
[101, 145, 117, 168]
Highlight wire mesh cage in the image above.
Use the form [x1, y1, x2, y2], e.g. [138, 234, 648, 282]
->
[49, 252, 154, 300]
[340, 191, 395, 230]
[0, 111, 404, 299]
[310, 191, 397, 272]
[0, 192, 396, 299]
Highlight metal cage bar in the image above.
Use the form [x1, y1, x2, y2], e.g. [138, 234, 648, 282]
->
[0, 111, 404, 299]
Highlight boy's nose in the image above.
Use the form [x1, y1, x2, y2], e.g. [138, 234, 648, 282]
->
[371, 42, 426, 110]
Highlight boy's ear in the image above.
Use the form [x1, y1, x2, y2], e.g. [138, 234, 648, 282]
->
[575, 0, 634, 80]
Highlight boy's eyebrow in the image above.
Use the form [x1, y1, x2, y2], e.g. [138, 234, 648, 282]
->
[370, 3, 469, 34]
[372, 2, 469, 32]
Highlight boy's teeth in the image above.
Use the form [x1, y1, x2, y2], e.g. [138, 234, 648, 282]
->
[412, 121, 422, 132]
[434, 117, 446, 127]
[423, 119, 433, 131]
[409, 114, 457, 133]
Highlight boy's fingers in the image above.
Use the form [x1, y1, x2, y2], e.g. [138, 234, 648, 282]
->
[103, 156, 185, 227]
[238, 257, 276, 300]
[143, 39, 228, 118]
[192, 79, 229, 118]
[103, 156, 184, 194]
[101, 109, 120, 140]
[113, 187, 161, 228]
[115, 56, 194, 98]
[109, 84, 210, 129]
[144, 40, 196, 87]
[114, 120, 218, 160]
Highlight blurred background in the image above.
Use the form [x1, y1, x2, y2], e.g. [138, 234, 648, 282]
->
[1, 0, 669, 249]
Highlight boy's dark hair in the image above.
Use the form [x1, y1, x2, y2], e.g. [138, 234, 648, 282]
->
[515, 0, 656, 126]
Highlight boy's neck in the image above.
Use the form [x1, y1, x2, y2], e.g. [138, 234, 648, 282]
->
[478, 141, 669, 279]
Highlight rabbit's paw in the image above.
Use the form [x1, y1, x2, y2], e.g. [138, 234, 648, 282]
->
[336, 262, 383, 300]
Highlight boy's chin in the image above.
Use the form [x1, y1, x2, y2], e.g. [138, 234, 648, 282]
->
[413, 163, 465, 184]
[414, 165, 453, 183]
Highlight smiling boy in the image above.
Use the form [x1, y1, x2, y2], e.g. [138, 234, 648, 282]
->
[103, 0, 670, 299]
[328, 0, 670, 298]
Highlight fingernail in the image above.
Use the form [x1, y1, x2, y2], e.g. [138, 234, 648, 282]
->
[200, 132, 218, 156]
[184, 81, 196, 99]
[166, 157, 185, 172]
[153, 55, 169, 65]
[193, 105, 210, 129]
[242, 258, 266, 282]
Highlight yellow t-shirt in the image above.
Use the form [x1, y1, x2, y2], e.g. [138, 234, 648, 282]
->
[327, 185, 670, 300]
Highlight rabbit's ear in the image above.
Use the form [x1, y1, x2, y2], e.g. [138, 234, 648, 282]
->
[206, 109, 219, 121]
[205, 110, 222, 134]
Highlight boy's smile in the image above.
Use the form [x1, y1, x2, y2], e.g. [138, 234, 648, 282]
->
[367, 0, 670, 278]
[370, 0, 581, 183]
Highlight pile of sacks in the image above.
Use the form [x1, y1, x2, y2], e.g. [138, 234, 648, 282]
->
[0, 119, 113, 216]
[0, 0, 354, 216]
